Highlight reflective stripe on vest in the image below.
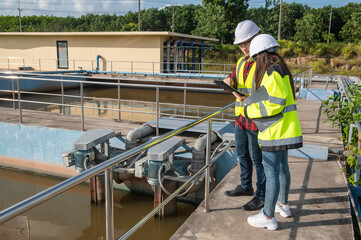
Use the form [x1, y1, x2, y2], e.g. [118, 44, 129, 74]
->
[269, 96, 286, 105]
[258, 136, 303, 147]
[237, 87, 252, 94]
[235, 57, 256, 117]
[282, 104, 297, 113]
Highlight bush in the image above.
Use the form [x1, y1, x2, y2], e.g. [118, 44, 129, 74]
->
[310, 60, 329, 73]
[342, 43, 357, 60]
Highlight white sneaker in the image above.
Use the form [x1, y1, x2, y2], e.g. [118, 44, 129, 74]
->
[275, 202, 291, 217]
[247, 209, 278, 230]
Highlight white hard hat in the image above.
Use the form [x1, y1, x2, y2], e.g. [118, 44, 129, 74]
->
[233, 20, 260, 45]
[249, 34, 279, 58]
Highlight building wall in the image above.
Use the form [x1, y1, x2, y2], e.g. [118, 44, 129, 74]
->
[0, 34, 164, 72]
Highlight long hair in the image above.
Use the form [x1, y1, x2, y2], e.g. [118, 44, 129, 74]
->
[254, 52, 296, 100]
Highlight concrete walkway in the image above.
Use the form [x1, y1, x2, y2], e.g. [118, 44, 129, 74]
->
[171, 87, 353, 239]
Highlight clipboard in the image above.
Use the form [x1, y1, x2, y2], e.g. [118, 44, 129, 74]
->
[214, 80, 245, 96]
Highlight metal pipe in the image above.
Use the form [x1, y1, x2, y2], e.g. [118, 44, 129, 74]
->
[80, 82, 84, 131]
[156, 87, 160, 136]
[105, 168, 114, 240]
[17, 77, 22, 123]
[11, 78, 15, 109]
[0, 102, 235, 225]
[183, 83, 187, 117]
[118, 79, 121, 121]
[204, 118, 212, 212]
[61, 77, 64, 114]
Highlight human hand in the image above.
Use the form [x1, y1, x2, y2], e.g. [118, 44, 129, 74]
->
[232, 92, 249, 103]
[223, 77, 233, 86]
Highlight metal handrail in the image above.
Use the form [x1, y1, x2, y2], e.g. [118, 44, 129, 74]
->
[1, 57, 312, 77]
[0, 72, 235, 131]
[0, 101, 235, 228]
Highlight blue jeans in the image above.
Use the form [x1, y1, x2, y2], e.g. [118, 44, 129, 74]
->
[234, 125, 265, 200]
[262, 150, 290, 218]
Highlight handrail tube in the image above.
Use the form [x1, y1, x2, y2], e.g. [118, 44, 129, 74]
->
[119, 139, 234, 240]
[0, 74, 225, 93]
[204, 118, 211, 212]
[0, 102, 235, 224]
[0, 100, 234, 122]
[1, 71, 223, 86]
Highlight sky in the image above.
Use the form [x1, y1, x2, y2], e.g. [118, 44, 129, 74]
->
[1, 0, 359, 18]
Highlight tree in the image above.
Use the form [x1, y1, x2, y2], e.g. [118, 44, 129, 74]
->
[140, 8, 168, 31]
[247, 6, 277, 36]
[280, 3, 308, 40]
[192, 3, 227, 43]
[203, 0, 249, 43]
[294, 12, 322, 46]
[339, 12, 361, 42]
[163, 4, 200, 34]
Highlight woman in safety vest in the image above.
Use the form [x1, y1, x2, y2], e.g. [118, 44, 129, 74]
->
[222, 20, 266, 211]
[235, 34, 303, 230]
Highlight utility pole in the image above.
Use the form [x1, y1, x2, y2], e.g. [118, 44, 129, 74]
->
[277, 0, 283, 40]
[138, 0, 141, 31]
[327, 6, 333, 44]
[17, 0, 22, 32]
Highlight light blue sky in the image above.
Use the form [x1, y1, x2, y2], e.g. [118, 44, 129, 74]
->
[1, 0, 359, 17]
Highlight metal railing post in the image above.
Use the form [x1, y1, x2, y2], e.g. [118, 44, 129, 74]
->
[80, 82, 84, 131]
[204, 118, 212, 212]
[105, 168, 114, 240]
[17, 77, 22, 123]
[131, 61, 134, 76]
[23, 58, 25, 68]
[118, 79, 121, 121]
[7, 58, 10, 69]
[12, 78, 16, 109]
[183, 83, 187, 117]
[61, 78, 65, 114]
[156, 87, 160, 136]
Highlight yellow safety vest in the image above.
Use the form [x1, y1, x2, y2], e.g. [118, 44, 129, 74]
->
[234, 57, 256, 117]
[239, 64, 303, 151]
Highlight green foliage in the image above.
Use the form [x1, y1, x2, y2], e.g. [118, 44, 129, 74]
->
[191, 3, 228, 43]
[309, 60, 329, 73]
[202, 0, 249, 43]
[340, 12, 361, 42]
[342, 43, 357, 60]
[294, 12, 322, 47]
[344, 145, 361, 185]
[321, 84, 361, 145]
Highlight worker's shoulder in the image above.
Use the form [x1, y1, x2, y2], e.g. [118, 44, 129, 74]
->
[266, 64, 287, 78]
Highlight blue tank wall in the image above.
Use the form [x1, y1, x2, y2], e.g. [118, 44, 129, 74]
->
[0, 122, 83, 165]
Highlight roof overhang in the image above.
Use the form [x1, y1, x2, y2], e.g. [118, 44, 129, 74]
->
[0, 31, 219, 42]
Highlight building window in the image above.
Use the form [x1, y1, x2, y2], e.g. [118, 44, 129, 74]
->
[57, 41, 69, 69]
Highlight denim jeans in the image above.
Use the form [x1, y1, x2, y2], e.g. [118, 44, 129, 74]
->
[234, 125, 265, 200]
[262, 150, 290, 218]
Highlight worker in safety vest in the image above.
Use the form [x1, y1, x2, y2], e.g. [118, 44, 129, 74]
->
[237, 34, 303, 230]
[223, 20, 266, 211]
